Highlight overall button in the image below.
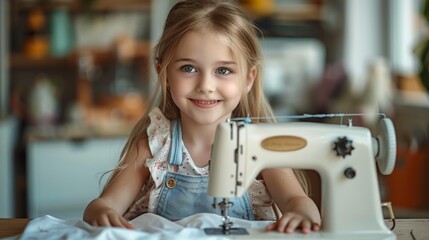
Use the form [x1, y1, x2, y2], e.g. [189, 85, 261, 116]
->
[166, 177, 176, 189]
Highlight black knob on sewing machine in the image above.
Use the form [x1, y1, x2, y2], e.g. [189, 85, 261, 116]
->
[333, 136, 355, 158]
[344, 167, 356, 179]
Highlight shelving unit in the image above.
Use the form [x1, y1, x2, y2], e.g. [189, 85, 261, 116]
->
[10, 53, 75, 68]
[13, 0, 151, 12]
[8, 0, 152, 218]
[9, 0, 151, 123]
[248, 0, 328, 40]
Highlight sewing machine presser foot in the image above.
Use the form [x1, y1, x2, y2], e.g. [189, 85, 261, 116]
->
[204, 198, 249, 235]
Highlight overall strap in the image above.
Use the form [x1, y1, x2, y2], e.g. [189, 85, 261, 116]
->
[168, 119, 183, 166]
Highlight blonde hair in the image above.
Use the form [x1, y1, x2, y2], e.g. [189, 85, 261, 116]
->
[106, 0, 308, 194]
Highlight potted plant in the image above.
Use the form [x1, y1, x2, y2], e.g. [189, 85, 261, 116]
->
[414, 0, 429, 91]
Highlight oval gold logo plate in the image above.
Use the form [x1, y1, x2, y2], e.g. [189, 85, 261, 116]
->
[261, 136, 307, 151]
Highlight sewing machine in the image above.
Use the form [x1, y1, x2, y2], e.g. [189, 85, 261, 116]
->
[206, 116, 397, 239]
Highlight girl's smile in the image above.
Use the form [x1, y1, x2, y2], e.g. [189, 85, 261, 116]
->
[189, 98, 222, 109]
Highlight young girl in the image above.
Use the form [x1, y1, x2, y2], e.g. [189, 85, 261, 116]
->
[83, 0, 321, 234]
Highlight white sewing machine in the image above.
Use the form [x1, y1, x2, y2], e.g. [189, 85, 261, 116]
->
[206, 116, 397, 239]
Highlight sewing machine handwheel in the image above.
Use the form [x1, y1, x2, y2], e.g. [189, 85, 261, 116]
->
[376, 118, 396, 175]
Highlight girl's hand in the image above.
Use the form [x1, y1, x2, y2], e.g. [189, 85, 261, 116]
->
[84, 198, 135, 229]
[266, 212, 320, 234]
[88, 208, 135, 229]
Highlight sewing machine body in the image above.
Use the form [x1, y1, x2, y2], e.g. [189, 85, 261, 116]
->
[208, 120, 395, 239]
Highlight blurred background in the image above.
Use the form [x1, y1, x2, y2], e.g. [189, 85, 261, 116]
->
[0, 0, 428, 220]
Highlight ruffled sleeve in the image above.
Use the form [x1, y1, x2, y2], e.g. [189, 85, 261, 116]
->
[145, 108, 172, 188]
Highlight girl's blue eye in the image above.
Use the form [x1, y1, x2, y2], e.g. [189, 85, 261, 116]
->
[181, 65, 197, 73]
[217, 67, 231, 75]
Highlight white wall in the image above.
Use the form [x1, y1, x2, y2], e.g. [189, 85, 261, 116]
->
[342, 0, 385, 93]
[0, 0, 9, 117]
[149, 0, 178, 89]
[0, 118, 16, 218]
[389, 0, 418, 75]
[342, 0, 418, 92]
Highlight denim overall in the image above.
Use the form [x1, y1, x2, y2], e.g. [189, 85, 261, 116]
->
[154, 120, 254, 221]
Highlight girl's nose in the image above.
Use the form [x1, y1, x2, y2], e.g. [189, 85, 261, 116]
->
[196, 73, 215, 93]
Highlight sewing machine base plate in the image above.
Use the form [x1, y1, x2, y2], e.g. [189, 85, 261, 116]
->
[204, 228, 396, 239]
[203, 227, 248, 235]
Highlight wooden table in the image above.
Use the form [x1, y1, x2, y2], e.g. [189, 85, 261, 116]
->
[391, 219, 429, 240]
[0, 218, 30, 238]
[0, 218, 428, 239]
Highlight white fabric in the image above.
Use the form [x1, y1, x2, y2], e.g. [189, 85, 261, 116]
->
[17, 213, 273, 240]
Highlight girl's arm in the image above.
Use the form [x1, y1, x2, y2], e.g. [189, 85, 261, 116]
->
[83, 138, 151, 228]
[262, 168, 321, 234]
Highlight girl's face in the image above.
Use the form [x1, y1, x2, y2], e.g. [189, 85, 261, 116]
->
[167, 30, 255, 125]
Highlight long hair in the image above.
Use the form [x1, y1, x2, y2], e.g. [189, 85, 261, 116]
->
[105, 0, 308, 194]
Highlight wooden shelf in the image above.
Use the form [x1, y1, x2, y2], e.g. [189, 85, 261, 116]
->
[14, 0, 151, 12]
[89, 0, 151, 11]
[10, 40, 150, 69]
[274, 3, 324, 22]
[10, 53, 76, 69]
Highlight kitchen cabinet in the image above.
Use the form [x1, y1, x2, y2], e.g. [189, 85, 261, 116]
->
[27, 137, 127, 220]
